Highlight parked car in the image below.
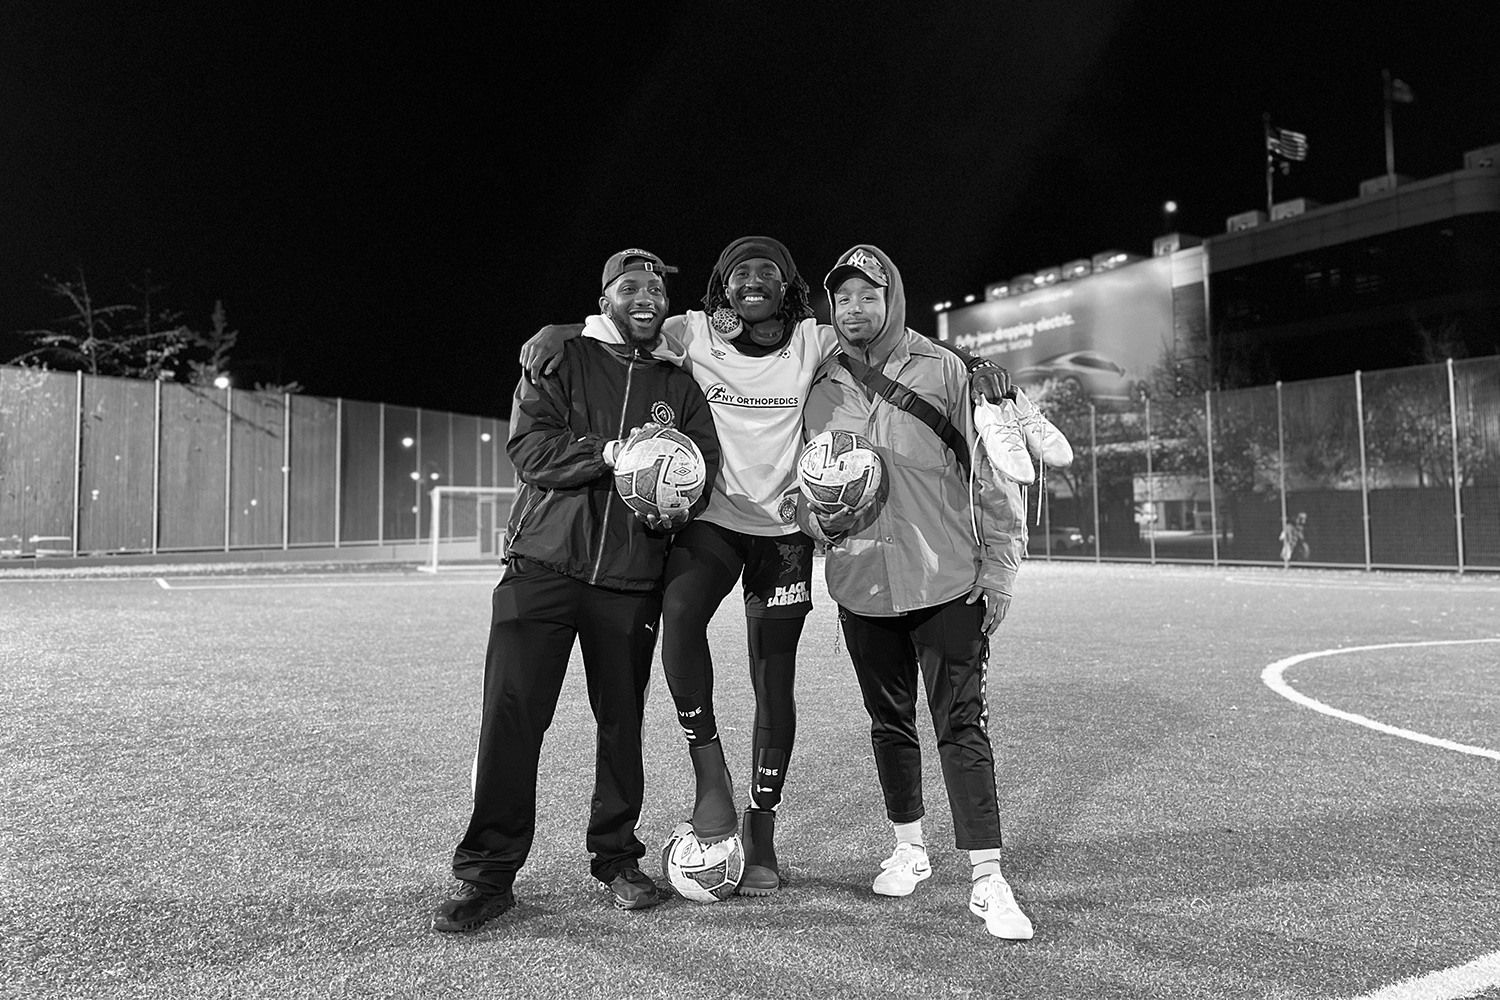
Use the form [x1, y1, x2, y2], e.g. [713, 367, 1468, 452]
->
[1014, 350, 1131, 403]
[1028, 525, 1091, 553]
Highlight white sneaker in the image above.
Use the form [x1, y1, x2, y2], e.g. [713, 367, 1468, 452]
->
[872, 842, 932, 897]
[973, 399, 1034, 484]
[1012, 388, 1073, 468]
[968, 873, 1034, 940]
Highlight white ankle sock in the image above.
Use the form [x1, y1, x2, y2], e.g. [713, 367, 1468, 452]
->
[969, 849, 1001, 882]
[893, 820, 924, 848]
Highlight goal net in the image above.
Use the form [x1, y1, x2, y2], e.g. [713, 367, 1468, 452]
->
[417, 485, 517, 573]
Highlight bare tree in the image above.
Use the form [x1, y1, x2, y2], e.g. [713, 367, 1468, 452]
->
[10, 269, 144, 376]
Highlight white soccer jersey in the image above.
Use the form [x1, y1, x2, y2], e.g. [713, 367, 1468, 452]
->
[665, 312, 838, 536]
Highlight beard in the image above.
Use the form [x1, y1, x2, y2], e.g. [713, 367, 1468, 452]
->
[607, 304, 664, 350]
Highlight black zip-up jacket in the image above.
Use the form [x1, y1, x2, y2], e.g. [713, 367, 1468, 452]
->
[504, 335, 721, 592]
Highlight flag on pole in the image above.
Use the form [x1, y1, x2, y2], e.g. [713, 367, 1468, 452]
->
[1266, 127, 1309, 162]
[1390, 78, 1415, 104]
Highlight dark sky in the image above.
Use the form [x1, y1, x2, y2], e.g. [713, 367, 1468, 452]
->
[3, 2, 1498, 418]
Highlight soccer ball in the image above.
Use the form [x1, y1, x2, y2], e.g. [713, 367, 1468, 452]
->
[797, 429, 884, 518]
[613, 427, 707, 519]
[661, 821, 744, 902]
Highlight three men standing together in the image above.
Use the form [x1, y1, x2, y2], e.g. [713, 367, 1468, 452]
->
[435, 240, 1037, 942]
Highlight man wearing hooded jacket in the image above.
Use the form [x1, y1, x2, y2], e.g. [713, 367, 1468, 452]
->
[800, 244, 1035, 940]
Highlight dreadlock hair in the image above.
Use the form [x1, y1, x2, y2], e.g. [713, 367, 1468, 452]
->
[702, 270, 815, 333]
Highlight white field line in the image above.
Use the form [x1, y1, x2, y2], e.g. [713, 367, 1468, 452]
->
[1261, 639, 1500, 761]
[155, 576, 494, 591]
[1347, 949, 1500, 1000]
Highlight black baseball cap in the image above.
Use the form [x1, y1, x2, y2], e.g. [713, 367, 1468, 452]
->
[823, 247, 890, 294]
[601, 249, 679, 291]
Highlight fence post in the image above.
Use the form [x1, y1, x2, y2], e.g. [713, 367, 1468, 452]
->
[1448, 358, 1465, 573]
[1276, 380, 1287, 542]
[1090, 404, 1100, 561]
[1206, 389, 1219, 566]
[72, 371, 83, 556]
[415, 409, 424, 544]
[223, 386, 233, 553]
[1355, 371, 1371, 571]
[152, 378, 161, 555]
[335, 398, 343, 549]
[1145, 396, 1156, 564]
[377, 403, 385, 548]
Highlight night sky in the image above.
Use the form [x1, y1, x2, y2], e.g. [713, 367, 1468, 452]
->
[3, 2, 1498, 418]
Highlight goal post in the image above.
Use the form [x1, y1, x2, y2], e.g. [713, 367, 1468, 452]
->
[418, 485, 517, 573]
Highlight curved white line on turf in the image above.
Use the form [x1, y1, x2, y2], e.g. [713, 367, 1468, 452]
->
[1262, 639, 1500, 761]
[1349, 949, 1500, 1000]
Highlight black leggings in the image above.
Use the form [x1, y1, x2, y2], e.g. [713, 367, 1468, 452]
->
[660, 521, 810, 811]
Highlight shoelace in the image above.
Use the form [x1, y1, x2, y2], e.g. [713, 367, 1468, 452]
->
[883, 845, 927, 871]
[974, 876, 1014, 905]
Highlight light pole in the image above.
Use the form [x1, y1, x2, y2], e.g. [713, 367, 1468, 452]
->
[1162, 199, 1178, 234]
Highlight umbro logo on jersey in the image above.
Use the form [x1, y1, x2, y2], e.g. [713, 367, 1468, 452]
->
[711, 349, 726, 359]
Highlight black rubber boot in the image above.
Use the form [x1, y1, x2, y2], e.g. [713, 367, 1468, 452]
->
[738, 807, 779, 895]
[688, 742, 737, 842]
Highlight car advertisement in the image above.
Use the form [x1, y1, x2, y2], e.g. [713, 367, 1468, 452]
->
[936, 256, 1176, 408]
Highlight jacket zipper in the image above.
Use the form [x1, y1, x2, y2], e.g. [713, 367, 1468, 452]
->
[508, 485, 549, 545]
[590, 354, 636, 584]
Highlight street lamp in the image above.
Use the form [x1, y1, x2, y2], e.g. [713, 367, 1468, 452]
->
[1162, 200, 1178, 233]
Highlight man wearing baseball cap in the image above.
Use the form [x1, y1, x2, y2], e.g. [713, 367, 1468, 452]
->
[800, 244, 1035, 940]
[433, 249, 720, 932]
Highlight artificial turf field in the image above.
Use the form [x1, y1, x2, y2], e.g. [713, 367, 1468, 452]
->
[2, 558, 1497, 1000]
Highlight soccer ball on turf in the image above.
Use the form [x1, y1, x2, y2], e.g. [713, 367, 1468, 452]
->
[613, 427, 707, 519]
[797, 429, 884, 519]
[661, 821, 744, 902]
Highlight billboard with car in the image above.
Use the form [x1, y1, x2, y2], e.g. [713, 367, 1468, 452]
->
[936, 256, 1177, 409]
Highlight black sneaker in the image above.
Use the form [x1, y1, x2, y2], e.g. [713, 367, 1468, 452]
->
[431, 880, 515, 933]
[608, 867, 663, 910]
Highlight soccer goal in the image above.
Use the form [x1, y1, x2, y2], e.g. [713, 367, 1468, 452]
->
[417, 485, 517, 573]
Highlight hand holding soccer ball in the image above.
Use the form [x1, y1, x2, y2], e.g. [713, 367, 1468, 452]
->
[797, 430, 884, 537]
[612, 425, 708, 527]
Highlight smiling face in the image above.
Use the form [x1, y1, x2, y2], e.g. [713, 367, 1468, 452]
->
[725, 256, 785, 324]
[600, 268, 668, 347]
[831, 276, 887, 346]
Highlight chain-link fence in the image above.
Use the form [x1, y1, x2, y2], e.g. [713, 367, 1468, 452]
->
[0, 366, 512, 558]
[1025, 356, 1500, 571]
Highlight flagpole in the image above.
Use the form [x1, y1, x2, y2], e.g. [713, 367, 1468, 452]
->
[1383, 68, 1395, 180]
[1264, 112, 1274, 215]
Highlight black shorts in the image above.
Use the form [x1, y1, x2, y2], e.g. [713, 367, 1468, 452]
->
[674, 519, 815, 619]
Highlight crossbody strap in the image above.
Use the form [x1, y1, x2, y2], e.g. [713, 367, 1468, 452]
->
[835, 353, 970, 476]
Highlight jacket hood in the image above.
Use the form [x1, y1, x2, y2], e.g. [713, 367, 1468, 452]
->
[825, 243, 907, 365]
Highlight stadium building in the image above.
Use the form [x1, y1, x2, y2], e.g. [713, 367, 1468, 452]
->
[936, 140, 1500, 399]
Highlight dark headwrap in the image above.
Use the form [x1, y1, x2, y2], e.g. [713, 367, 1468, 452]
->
[702, 235, 814, 323]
